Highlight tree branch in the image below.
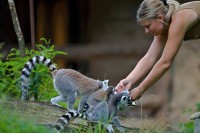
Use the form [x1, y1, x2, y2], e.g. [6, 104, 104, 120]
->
[8, 0, 26, 57]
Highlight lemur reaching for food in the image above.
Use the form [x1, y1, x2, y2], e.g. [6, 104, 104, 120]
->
[53, 90, 136, 132]
[21, 56, 109, 111]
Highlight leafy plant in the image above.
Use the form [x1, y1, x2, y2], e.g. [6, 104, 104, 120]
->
[0, 38, 67, 101]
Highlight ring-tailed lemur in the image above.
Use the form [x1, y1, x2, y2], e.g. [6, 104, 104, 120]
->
[53, 90, 136, 132]
[54, 86, 115, 127]
[84, 86, 116, 114]
[21, 56, 109, 111]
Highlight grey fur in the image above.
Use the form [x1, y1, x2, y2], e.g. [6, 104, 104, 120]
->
[55, 90, 136, 132]
[21, 56, 109, 111]
[85, 86, 115, 113]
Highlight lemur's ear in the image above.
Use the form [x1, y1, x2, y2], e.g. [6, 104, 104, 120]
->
[103, 79, 109, 84]
[103, 80, 109, 86]
[101, 80, 109, 90]
[106, 80, 109, 83]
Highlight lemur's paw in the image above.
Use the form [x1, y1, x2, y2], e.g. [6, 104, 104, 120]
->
[107, 124, 114, 133]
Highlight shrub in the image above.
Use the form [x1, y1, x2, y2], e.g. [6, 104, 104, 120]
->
[0, 38, 67, 101]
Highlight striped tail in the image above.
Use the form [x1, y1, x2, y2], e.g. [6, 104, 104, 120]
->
[21, 56, 57, 100]
[82, 103, 90, 113]
[56, 110, 87, 130]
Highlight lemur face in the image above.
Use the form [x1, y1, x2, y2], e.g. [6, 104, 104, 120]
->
[118, 92, 136, 109]
[120, 93, 130, 104]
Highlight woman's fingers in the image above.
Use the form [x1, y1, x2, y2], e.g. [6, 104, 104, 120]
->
[115, 84, 124, 93]
[115, 79, 129, 93]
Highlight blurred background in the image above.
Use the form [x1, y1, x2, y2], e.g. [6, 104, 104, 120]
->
[0, 0, 199, 128]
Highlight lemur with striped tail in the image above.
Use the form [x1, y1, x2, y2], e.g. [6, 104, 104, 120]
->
[53, 90, 136, 133]
[84, 86, 116, 114]
[21, 56, 109, 111]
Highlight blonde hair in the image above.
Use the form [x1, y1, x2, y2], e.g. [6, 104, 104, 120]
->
[136, 0, 180, 25]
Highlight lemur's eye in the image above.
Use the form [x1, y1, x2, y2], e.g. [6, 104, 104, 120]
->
[122, 96, 128, 101]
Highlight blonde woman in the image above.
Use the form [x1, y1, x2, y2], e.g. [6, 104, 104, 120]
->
[116, 0, 200, 100]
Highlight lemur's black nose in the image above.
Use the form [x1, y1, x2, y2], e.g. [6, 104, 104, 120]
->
[128, 98, 136, 106]
[128, 98, 132, 104]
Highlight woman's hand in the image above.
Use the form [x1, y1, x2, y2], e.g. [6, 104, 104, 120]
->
[130, 86, 143, 101]
[115, 79, 132, 93]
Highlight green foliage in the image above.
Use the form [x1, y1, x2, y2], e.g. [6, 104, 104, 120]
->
[0, 38, 67, 101]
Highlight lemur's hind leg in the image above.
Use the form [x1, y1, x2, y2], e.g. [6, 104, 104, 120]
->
[21, 87, 29, 100]
[66, 91, 77, 111]
[103, 123, 114, 133]
[51, 95, 66, 107]
[87, 101, 109, 122]
[86, 106, 94, 114]
[78, 96, 88, 113]
[88, 101, 114, 133]
[112, 116, 125, 132]
[86, 99, 101, 114]
[86, 96, 102, 114]
[78, 90, 95, 113]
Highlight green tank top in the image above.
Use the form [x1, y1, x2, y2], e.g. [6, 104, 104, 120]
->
[173, 1, 200, 41]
